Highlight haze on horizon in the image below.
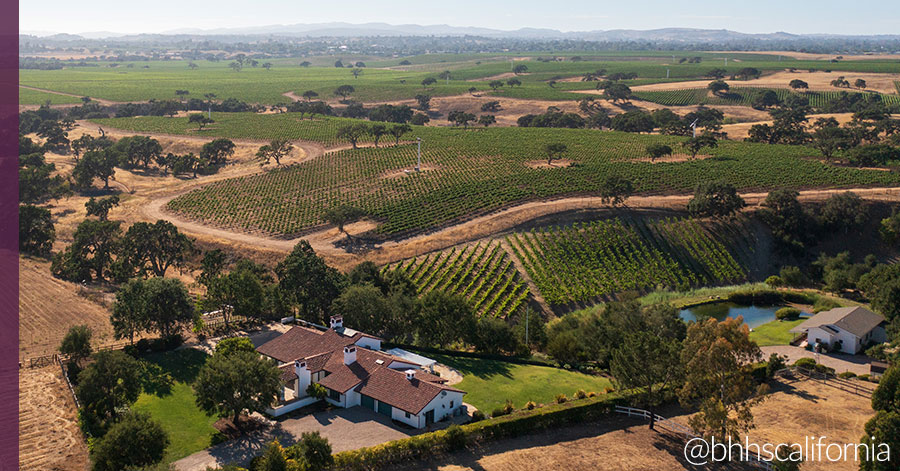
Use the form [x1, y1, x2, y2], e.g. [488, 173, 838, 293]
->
[20, 0, 900, 37]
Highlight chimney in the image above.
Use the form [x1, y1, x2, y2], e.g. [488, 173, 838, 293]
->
[294, 360, 310, 396]
[330, 315, 343, 331]
[343, 345, 357, 365]
[405, 369, 416, 381]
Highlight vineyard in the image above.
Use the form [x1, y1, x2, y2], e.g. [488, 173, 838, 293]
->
[385, 241, 529, 318]
[506, 217, 748, 305]
[157, 121, 900, 237]
[633, 87, 900, 108]
[95, 114, 394, 147]
[19, 86, 83, 105]
[20, 54, 900, 105]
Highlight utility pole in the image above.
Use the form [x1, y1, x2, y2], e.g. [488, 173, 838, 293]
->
[416, 137, 422, 172]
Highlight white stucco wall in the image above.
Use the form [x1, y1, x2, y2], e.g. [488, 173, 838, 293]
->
[807, 327, 835, 349]
[345, 389, 361, 408]
[418, 390, 465, 425]
[391, 406, 420, 428]
[325, 391, 346, 407]
[832, 328, 859, 354]
[355, 336, 382, 350]
[267, 396, 319, 417]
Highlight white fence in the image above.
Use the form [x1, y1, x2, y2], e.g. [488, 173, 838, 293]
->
[614, 405, 774, 471]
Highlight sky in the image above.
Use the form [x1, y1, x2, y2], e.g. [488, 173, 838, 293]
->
[19, 0, 900, 36]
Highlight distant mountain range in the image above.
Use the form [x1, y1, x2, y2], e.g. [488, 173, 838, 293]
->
[22, 23, 900, 41]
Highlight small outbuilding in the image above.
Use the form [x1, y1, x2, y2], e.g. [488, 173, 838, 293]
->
[789, 306, 887, 354]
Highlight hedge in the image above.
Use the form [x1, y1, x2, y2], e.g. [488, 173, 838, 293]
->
[330, 390, 635, 471]
[725, 288, 816, 306]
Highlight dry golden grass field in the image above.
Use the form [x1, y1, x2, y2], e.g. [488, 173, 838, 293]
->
[401, 378, 873, 471]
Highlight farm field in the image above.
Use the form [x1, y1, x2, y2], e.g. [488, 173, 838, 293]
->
[426, 353, 613, 413]
[633, 87, 900, 108]
[18, 256, 114, 360]
[104, 117, 900, 237]
[18, 366, 89, 471]
[507, 217, 747, 306]
[19, 55, 900, 105]
[386, 241, 529, 319]
[18, 86, 83, 105]
[630, 70, 900, 95]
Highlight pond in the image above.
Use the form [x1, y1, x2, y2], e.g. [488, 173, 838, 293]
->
[679, 302, 809, 329]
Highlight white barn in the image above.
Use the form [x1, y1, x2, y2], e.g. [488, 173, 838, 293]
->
[789, 306, 887, 354]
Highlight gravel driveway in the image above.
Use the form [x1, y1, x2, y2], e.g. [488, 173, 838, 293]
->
[760, 345, 874, 375]
[173, 406, 415, 471]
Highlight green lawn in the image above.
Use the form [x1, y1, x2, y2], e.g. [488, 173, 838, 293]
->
[749, 318, 807, 346]
[131, 348, 217, 468]
[428, 354, 612, 413]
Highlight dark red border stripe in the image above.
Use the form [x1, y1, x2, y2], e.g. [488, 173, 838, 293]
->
[0, 0, 19, 468]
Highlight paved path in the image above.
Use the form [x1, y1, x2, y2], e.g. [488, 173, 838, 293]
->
[760, 345, 874, 375]
[173, 406, 415, 471]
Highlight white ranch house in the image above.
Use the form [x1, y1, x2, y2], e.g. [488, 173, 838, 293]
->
[256, 316, 465, 428]
[789, 306, 887, 354]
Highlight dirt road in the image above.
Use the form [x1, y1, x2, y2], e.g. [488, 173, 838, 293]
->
[144, 185, 900, 271]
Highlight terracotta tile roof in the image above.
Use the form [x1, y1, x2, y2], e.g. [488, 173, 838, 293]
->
[260, 325, 462, 414]
[256, 326, 355, 363]
[278, 363, 297, 383]
[355, 367, 464, 415]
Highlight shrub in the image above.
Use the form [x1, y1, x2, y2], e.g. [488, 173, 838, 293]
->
[491, 408, 507, 418]
[812, 298, 841, 313]
[838, 371, 857, 379]
[766, 353, 787, 379]
[794, 358, 816, 369]
[215, 337, 255, 357]
[444, 425, 467, 451]
[779, 266, 805, 287]
[525, 401, 536, 410]
[814, 364, 835, 375]
[555, 394, 567, 404]
[859, 374, 872, 382]
[470, 410, 485, 422]
[588, 391, 597, 398]
[765, 275, 784, 287]
[775, 307, 801, 320]
[866, 344, 888, 361]
[307, 383, 327, 399]
[502, 400, 515, 415]
[603, 386, 614, 394]
[751, 362, 769, 383]
[575, 389, 587, 399]
[135, 338, 151, 353]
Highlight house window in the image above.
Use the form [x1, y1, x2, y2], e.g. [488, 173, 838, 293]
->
[328, 388, 340, 401]
[405, 412, 410, 418]
[450, 401, 454, 408]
